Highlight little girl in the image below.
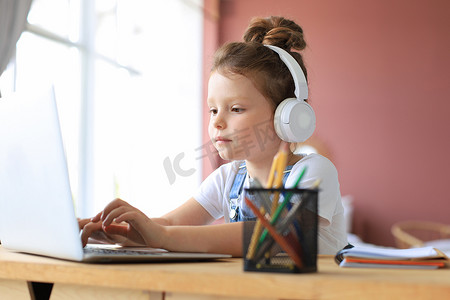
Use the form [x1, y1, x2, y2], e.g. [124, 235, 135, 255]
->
[80, 16, 348, 256]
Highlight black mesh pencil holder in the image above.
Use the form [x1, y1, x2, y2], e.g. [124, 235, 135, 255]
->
[242, 187, 318, 273]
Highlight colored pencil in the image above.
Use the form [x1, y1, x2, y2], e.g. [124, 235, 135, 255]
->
[245, 197, 303, 269]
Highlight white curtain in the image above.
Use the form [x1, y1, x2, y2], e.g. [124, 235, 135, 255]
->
[0, 0, 32, 79]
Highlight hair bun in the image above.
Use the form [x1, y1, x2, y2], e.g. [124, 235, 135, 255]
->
[243, 16, 306, 51]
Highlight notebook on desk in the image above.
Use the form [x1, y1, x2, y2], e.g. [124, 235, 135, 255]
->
[0, 87, 231, 263]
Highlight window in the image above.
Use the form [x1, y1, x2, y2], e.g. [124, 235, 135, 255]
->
[0, 0, 203, 218]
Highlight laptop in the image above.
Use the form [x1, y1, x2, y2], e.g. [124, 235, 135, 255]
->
[0, 87, 231, 263]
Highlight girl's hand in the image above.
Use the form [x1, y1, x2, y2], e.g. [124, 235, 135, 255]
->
[79, 219, 120, 246]
[81, 198, 166, 248]
[78, 218, 91, 230]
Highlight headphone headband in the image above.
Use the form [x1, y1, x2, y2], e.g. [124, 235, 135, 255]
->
[264, 45, 308, 100]
[264, 44, 315, 143]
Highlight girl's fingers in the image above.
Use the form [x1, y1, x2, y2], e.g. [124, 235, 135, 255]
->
[89, 199, 129, 224]
[90, 211, 103, 222]
[100, 198, 131, 221]
[103, 224, 130, 236]
[106, 211, 152, 246]
[117, 211, 164, 248]
[101, 224, 146, 247]
[111, 210, 142, 224]
[80, 221, 103, 247]
[81, 199, 152, 247]
[102, 206, 133, 227]
[78, 218, 91, 230]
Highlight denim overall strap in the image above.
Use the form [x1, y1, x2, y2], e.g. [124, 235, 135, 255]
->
[228, 162, 247, 222]
[229, 163, 293, 222]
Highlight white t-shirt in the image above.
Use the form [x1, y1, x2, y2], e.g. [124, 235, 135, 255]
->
[193, 153, 348, 255]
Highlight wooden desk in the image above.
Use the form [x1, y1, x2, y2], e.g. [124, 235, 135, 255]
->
[0, 246, 449, 300]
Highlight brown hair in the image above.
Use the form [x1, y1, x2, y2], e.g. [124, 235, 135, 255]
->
[212, 16, 308, 108]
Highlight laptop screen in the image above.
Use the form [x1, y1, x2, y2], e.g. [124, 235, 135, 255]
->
[0, 87, 84, 260]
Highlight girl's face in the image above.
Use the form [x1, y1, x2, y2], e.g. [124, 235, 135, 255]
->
[207, 71, 282, 163]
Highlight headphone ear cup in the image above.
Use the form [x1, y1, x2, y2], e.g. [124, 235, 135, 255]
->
[274, 98, 316, 142]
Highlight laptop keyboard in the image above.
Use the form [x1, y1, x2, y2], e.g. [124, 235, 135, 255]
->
[85, 247, 143, 256]
[85, 246, 170, 256]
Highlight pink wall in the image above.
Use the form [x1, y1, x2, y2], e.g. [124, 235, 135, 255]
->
[205, 0, 450, 246]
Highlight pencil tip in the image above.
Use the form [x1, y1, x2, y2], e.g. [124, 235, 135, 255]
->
[312, 179, 321, 189]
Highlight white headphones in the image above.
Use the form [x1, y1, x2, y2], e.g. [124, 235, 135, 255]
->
[265, 45, 316, 143]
